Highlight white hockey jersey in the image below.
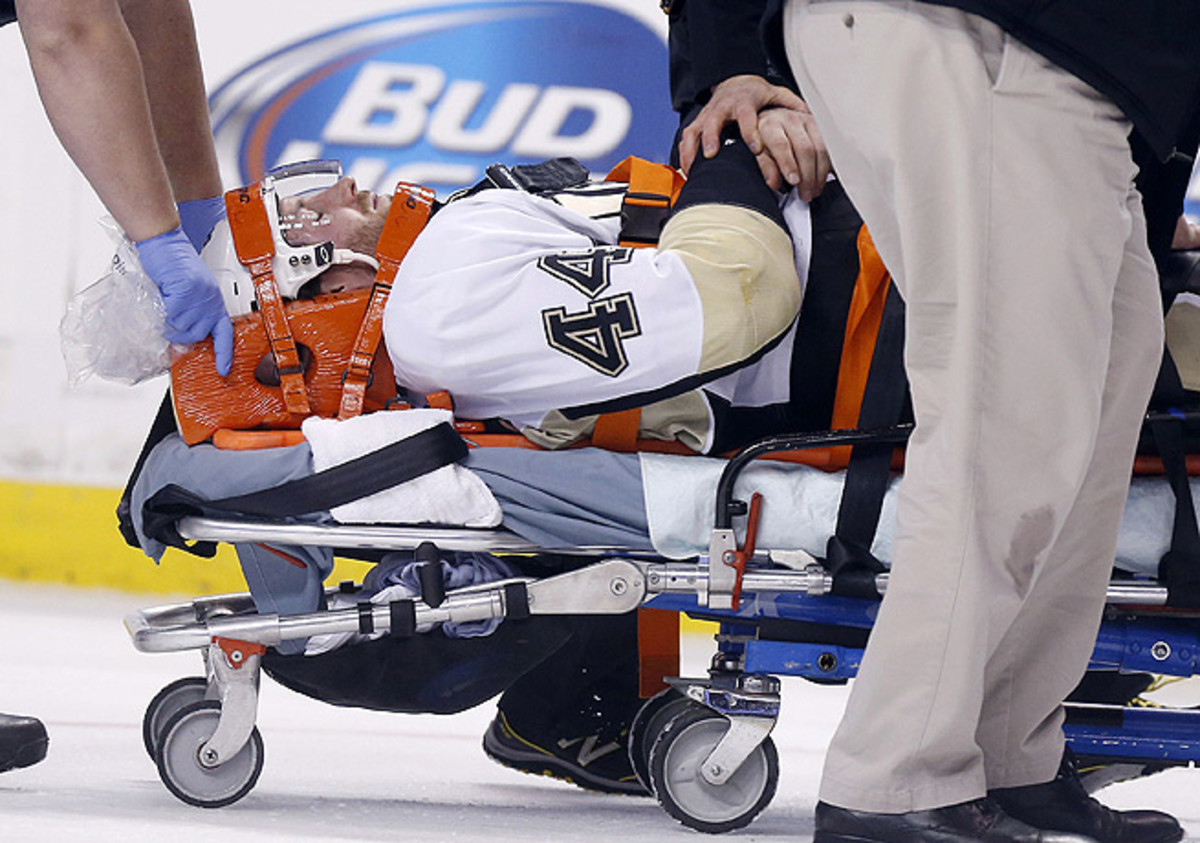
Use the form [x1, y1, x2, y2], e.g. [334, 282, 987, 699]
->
[382, 183, 811, 453]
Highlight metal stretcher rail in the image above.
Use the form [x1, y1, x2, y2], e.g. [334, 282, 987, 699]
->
[126, 546, 1173, 655]
[179, 516, 1175, 609]
[176, 516, 671, 557]
[176, 517, 546, 554]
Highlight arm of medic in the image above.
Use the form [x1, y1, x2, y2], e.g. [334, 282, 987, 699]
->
[668, 0, 831, 201]
[15, 0, 232, 375]
[680, 79, 831, 201]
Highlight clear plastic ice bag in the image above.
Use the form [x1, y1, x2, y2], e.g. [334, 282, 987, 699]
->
[59, 218, 175, 387]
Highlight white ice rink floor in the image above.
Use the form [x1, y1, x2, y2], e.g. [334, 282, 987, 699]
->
[1, 582, 1197, 842]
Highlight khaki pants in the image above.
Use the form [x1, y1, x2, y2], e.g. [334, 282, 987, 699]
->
[784, 0, 1164, 813]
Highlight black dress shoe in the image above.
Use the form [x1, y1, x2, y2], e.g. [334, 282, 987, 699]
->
[814, 797, 1095, 842]
[989, 752, 1182, 843]
[0, 713, 48, 772]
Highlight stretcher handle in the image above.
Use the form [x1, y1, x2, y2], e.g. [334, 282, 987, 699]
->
[415, 541, 445, 608]
[714, 424, 912, 530]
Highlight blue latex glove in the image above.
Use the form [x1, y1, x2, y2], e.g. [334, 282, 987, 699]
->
[177, 195, 227, 251]
[136, 226, 234, 376]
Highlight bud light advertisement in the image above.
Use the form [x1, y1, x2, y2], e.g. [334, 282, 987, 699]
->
[209, 0, 673, 196]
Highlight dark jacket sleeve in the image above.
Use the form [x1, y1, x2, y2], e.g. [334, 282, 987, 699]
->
[1134, 113, 1200, 267]
[668, 0, 776, 116]
[760, 0, 798, 98]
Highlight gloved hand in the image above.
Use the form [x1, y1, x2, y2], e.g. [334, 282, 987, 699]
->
[177, 195, 227, 251]
[136, 226, 234, 376]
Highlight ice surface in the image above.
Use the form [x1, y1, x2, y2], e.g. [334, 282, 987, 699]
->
[0, 583, 1195, 841]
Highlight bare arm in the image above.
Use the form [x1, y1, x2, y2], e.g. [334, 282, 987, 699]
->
[17, 0, 232, 373]
[15, 0, 179, 241]
[119, 0, 221, 203]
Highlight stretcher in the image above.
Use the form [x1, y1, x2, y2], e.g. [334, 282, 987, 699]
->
[124, 421, 1200, 833]
[121, 159, 1200, 832]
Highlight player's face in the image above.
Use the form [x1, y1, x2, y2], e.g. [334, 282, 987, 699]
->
[277, 177, 392, 253]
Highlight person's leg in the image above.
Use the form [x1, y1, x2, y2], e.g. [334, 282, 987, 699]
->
[980, 194, 1182, 842]
[233, 541, 331, 656]
[976, 188, 1162, 788]
[483, 611, 648, 795]
[786, 0, 1149, 813]
[129, 434, 333, 654]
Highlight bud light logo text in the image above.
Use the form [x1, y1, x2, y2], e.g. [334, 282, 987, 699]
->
[210, 1, 673, 196]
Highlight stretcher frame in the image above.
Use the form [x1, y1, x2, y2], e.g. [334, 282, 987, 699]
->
[125, 426, 1200, 831]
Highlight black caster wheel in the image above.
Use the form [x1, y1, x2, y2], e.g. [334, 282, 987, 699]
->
[627, 687, 691, 793]
[155, 700, 264, 808]
[648, 706, 778, 833]
[143, 676, 208, 760]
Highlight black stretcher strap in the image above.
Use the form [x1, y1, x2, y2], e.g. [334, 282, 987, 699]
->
[1148, 353, 1200, 608]
[217, 422, 466, 517]
[142, 421, 468, 555]
[357, 602, 375, 635]
[389, 599, 417, 638]
[117, 389, 179, 549]
[828, 282, 908, 598]
[503, 582, 531, 620]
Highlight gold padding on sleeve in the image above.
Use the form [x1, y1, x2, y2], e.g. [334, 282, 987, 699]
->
[659, 204, 803, 373]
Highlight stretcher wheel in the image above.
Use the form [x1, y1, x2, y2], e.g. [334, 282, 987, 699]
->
[155, 700, 264, 808]
[648, 706, 778, 834]
[627, 687, 689, 792]
[142, 676, 208, 760]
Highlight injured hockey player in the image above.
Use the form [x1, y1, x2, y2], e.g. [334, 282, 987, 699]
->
[194, 134, 812, 455]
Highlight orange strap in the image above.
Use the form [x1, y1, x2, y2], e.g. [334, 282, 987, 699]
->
[590, 407, 642, 452]
[338, 182, 437, 419]
[212, 429, 307, 450]
[1134, 454, 1200, 476]
[225, 185, 311, 416]
[590, 158, 684, 435]
[831, 226, 893, 432]
[606, 156, 685, 248]
[423, 390, 486, 434]
[425, 390, 454, 413]
[637, 607, 680, 698]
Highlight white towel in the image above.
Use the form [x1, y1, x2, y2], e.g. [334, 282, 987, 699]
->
[301, 410, 502, 527]
[640, 451, 1180, 578]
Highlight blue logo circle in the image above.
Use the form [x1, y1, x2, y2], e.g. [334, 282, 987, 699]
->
[210, 1, 674, 195]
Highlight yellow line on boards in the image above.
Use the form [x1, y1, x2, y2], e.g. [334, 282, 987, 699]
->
[0, 480, 716, 635]
[0, 480, 370, 596]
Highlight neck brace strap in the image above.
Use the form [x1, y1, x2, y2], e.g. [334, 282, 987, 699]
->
[224, 184, 312, 416]
[339, 182, 437, 419]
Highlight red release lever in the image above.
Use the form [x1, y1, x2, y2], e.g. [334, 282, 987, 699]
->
[727, 492, 764, 611]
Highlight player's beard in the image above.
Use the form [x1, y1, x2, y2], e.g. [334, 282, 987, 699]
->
[354, 215, 388, 255]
